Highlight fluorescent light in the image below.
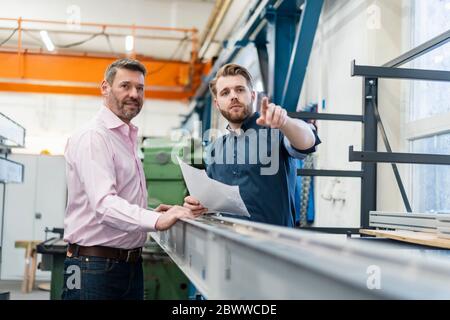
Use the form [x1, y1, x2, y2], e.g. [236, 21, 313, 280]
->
[125, 35, 134, 52]
[40, 30, 55, 51]
[446, 3, 450, 10]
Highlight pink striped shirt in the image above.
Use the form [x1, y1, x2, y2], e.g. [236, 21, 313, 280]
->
[63, 106, 161, 249]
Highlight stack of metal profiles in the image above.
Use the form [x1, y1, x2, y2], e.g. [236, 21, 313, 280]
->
[369, 211, 437, 233]
[436, 213, 450, 240]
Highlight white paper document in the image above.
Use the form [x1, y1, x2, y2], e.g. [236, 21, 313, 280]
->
[177, 157, 250, 217]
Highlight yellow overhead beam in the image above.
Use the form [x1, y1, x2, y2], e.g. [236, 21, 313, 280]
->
[0, 51, 205, 100]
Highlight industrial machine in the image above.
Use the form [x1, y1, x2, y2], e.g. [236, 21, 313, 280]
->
[142, 240, 189, 300]
[143, 137, 187, 207]
[36, 228, 66, 300]
[143, 136, 202, 207]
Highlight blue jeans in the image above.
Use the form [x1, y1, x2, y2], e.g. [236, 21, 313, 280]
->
[61, 255, 144, 300]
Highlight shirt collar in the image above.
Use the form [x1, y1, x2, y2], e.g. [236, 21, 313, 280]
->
[226, 112, 259, 134]
[98, 105, 138, 132]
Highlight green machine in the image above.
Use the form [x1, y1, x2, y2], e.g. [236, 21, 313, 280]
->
[36, 228, 67, 300]
[143, 136, 203, 207]
[142, 136, 203, 300]
[142, 241, 189, 300]
[143, 137, 188, 207]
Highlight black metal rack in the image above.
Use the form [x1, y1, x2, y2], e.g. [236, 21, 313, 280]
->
[295, 29, 450, 233]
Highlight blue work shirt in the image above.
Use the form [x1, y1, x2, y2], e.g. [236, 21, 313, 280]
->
[205, 112, 320, 227]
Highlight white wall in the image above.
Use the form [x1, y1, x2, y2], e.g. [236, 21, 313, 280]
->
[0, 92, 190, 155]
[1, 154, 66, 281]
[301, 0, 408, 227]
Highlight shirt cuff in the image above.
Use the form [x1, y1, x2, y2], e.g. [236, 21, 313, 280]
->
[283, 126, 321, 157]
[283, 136, 308, 160]
[139, 209, 162, 232]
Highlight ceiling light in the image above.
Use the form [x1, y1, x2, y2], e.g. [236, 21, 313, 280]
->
[125, 35, 134, 52]
[39, 30, 55, 52]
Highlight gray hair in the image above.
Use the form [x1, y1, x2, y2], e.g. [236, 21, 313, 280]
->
[104, 58, 147, 84]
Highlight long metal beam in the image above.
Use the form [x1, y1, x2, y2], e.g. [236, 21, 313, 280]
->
[297, 169, 363, 178]
[383, 29, 450, 68]
[281, 0, 324, 110]
[299, 227, 361, 235]
[288, 112, 363, 122]
[360, 78, 377, 229]
[266, 1, 299, 104]
[366, 83, 412, 213]
[351, 60, 450, 82]
[349, 146, 450, 165]
[151, 215, 450, 299]
[255, 29, 270, 93]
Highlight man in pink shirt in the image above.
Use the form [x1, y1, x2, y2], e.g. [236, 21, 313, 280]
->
[62, 58, 199, 300]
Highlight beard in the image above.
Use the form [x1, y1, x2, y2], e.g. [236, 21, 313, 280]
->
[219, 101, 252, 124]
[109, 92, 143, 122]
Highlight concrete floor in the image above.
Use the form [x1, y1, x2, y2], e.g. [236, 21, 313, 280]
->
[0, 280, 50, 300]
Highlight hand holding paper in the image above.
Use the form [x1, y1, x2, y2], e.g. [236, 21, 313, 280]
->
[177, 157, 250, 217]
[184, 195, 208, 215]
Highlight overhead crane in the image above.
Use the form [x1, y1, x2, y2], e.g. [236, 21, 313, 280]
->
[0, 17, 208, 100]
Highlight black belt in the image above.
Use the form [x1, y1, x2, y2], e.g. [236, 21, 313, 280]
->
[67, 244, 142, 263]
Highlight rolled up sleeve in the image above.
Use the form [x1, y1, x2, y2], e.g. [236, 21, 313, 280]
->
[283, 125, 321, 159]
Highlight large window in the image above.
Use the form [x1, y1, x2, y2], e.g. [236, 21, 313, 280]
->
[409, 0, 450, 213]
[411, 134, 450, 212]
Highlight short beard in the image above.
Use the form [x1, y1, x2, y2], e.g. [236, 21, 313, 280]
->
[110, 93, 142, 121]
[219, 102, 252, 124]
[121, 105, 140, 120]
